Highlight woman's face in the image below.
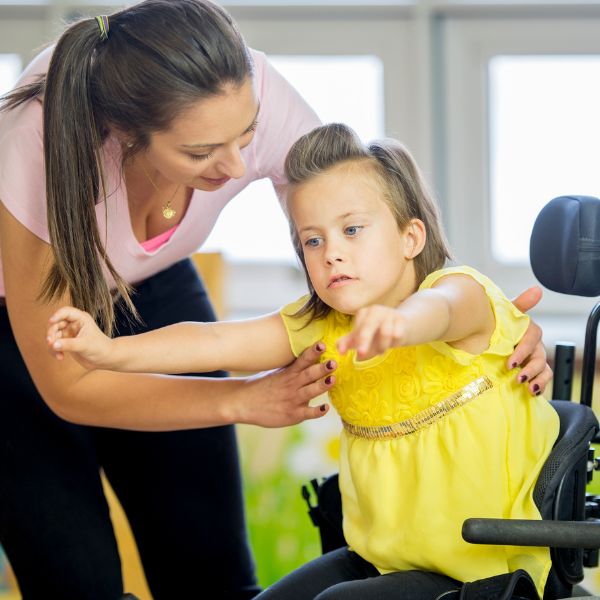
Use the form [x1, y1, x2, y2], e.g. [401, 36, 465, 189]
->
[143, 77, 260, 191]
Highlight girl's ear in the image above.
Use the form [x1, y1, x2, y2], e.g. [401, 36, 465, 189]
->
[403, 218, 427, 259]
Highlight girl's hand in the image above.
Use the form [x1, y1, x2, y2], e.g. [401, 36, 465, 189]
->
[337, 305, 404, 360]
[46, 307, 114, 370]
[509, 286, 553, 396]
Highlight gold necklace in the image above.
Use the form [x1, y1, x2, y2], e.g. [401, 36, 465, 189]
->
[139, 162, 181, 220]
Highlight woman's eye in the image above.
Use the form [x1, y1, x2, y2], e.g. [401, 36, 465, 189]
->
[245, 120, 259, 135]
[189, 152, 213, 162]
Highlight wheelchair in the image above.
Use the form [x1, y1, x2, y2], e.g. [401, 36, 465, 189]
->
[302, 195, 600, 599]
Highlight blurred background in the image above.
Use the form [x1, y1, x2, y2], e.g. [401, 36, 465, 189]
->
[2, 0, 600, 597]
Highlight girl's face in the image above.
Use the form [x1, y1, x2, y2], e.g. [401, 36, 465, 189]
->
[288, 164, 423, 315]
[143, 77, 259, 191]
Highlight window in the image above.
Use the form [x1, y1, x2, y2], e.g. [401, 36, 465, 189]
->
[201, 55, 384, 264]
[442, 15, 600, 320]
[0, 54, 21, 96]
[489, 55, 600, 264]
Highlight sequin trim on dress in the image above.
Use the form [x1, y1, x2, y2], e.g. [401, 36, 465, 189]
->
[342, 375, 493, 440]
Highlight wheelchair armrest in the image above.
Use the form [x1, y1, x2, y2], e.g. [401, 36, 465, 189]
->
[463, 518, 600, 549]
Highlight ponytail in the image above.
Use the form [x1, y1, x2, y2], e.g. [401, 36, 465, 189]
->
[0, 0, 253, 334]
[41, 18, 134, 334]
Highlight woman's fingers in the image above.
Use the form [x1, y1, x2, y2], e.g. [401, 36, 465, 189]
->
[242, 342, 336, 427]
[514, 342, 552, 395]
[525, 364, 553, 396]
[507, 319, 542, 371]
[288, 341, 327, 373]
[511, 286, 542, 314]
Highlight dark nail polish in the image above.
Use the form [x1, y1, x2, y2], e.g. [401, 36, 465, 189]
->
[319, 404, 327, 412]
[533, 383, 540, 392]
[324, 375, 333, 385]
[510, 362, 518, 369]
[326, 360, 335, 370]
[316, 342, 325, 352]
[518, 374, 528, 383]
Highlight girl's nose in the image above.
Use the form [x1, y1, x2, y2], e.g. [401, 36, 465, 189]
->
[325, 247, 345, 265]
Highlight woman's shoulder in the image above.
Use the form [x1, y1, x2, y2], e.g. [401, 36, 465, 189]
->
[17, 46, 54, 85]
[0, 47, 52, 137]
[247, 48, 320, 183]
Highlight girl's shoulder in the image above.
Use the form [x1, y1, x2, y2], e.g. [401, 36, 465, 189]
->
[419, 265, 497, 293]
[420, 265, 530, 361]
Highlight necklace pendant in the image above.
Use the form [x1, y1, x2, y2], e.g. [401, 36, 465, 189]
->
[162, 202, 177, 220]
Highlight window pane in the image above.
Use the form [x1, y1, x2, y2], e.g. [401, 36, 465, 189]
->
[202, 55, 384, 263]
[489, 55, 600, 264]
[0, 54, 21, 96]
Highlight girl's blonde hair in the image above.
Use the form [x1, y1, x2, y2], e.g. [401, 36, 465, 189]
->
[284, 123, 452, 322]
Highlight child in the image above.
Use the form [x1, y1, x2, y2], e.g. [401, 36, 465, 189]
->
[47, 123, 559, 600]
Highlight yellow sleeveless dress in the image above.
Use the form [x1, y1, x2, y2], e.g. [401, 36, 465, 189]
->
[280, 266, 559, 597]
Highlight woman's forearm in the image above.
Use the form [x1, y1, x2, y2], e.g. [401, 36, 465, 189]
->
[50, 369, 246, 430]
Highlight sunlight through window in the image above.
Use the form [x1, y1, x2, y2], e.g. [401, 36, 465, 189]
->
[489, 55, 600, 264]
[202, 55, 384, 263]
[0, 54, 21, 96]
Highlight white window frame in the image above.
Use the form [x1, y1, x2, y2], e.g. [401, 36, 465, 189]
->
[441, 8, 600, 318]
[212, 4, 425, 314]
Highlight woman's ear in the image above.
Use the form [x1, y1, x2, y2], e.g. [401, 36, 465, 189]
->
[402, 218, 427, 259]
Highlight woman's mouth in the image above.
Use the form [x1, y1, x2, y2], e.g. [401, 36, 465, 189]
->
[201, 175, 231, 186]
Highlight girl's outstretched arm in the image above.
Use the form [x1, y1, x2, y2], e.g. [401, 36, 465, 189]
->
[47, 307, 295, 374]
[337, 273, 495, 360]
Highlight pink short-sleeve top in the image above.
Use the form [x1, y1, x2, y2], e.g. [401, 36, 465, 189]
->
[0, 47, 320, 295]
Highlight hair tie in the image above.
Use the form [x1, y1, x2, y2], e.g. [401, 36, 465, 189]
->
[95, 15, 110, 42]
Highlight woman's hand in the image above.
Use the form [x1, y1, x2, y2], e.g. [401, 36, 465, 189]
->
[239, 342, 336, 427]
[46, 306, 114, 370]
[510, 286, 553, 396]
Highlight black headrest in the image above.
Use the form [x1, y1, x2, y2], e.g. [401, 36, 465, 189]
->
[530, 195, 600, 297]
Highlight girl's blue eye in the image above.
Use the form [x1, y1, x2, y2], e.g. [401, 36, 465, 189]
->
[345, 225, 362, 236]
[305, 238, 321, 248]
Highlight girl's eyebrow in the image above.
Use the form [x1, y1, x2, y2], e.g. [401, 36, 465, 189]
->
[180, 103, 261, 149]
[297, 211, 370, 235]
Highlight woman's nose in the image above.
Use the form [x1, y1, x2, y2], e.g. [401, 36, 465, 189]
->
[218, 144, 246, 179]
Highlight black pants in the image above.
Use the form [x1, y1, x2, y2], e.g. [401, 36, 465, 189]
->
[0, 259, 260, 600]
[255, 547, 461, 600]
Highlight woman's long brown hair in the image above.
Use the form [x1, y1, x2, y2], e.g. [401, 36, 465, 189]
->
[0, 0, 252, 333]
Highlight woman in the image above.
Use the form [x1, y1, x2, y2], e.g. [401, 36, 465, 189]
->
[0, 1, 550, 599]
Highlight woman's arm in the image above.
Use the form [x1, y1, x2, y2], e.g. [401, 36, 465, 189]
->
[337, 273, 494, 360]
[47, 307, 295, 374]
[1, 204, 333, 430]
